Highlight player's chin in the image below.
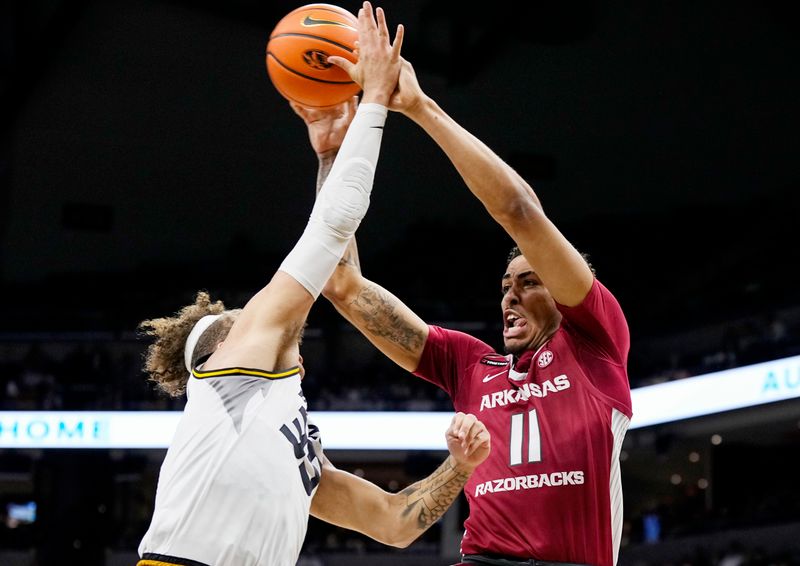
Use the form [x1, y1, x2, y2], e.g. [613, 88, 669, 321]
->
[503, 338, 526, 356]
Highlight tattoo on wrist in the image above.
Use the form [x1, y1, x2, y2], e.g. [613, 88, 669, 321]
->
[350, 286, 424, 353]
[400, 457, 470, 530]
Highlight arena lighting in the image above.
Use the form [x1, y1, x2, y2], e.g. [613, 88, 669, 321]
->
[1, 354, 798, 449]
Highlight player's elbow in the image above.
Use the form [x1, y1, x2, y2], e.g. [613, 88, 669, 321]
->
[384, 502, 425, 548]
[381, 530, 418, 549]
[320, 273, 349, 303]
[322, 271, 365, 307]
[370, 497, 423, 548]
[493, 196, 545, 227]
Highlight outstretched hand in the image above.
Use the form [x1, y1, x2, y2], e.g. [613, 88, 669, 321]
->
[387, 58, 426, 115]
[290, 96, 359, 156]
[328, 1, 404, 106]
[446, 412, 491, 471]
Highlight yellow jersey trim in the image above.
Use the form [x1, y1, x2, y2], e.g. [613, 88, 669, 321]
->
[139, 553, 210, 566]
[192, 365, 300, 380]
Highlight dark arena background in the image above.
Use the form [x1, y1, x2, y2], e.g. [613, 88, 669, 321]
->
[1, 1, 799, 565]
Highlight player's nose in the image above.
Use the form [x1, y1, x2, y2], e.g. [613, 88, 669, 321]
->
[502, 289, 519, 308]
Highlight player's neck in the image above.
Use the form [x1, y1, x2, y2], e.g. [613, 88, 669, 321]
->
[514, 331, 556, 370]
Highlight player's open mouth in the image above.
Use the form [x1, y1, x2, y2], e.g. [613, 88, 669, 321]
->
[503, 311, 527, 338]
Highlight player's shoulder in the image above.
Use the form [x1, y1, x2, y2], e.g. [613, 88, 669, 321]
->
[427, 326, 501, 369]
[428, 325, 496, 351]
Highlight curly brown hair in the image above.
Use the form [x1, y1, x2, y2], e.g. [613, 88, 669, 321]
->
[138, 291, 231, 397]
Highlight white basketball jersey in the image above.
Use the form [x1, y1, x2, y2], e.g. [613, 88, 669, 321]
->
[139, 363, 323, 566]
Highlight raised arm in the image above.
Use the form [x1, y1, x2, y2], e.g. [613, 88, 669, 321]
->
[293, 50, 428, 374]
[311, 413, 490, 547]
[205, 2, 403, 371]
[296, 113, 428, 375]
[391, 60, 594, 307]
[324, 258, 428, 372]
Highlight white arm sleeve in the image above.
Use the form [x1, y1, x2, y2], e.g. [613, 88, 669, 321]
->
[279, 103, 388, 298]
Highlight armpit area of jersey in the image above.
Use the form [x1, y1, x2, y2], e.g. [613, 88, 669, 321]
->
[138, 553, 211, 566]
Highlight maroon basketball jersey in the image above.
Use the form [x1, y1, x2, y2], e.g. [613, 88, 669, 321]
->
[414, 279, 632, 566]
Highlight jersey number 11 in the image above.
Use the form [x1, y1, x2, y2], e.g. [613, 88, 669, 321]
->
[509, 409, 542, 466]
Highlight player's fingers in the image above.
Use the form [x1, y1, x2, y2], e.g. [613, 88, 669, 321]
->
[376, 7, 395, 43]
[391, 24, 404, 56]
[291, 103, 323, 124]
[447, 412, 465, 438]
[375, 7, 387, 34]
[327, 56, 355, 76]
[360, 2, 377, 33]
[463, 420, 484, 450]
[470, 430, 492, 455]
[465, 419, 486, 442]
[457, 413, 478, 440]
[467, 429, 491, 457]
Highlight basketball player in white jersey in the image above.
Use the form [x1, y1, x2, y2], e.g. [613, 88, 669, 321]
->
[136, 4, 491, 566]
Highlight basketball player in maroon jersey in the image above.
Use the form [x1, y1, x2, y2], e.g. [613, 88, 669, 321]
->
[318, 28, 634, 566]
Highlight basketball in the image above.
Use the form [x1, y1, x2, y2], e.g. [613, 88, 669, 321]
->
[266, 4, 361, 108]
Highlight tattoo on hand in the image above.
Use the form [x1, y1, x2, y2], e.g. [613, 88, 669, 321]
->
[400, 458, 470, 530]
[350, 286, 424, 353]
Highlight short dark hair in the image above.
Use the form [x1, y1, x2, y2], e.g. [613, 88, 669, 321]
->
[506, 245, 596, 276]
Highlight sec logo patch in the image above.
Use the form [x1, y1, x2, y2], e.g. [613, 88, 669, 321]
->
[538, 350, 553, 368]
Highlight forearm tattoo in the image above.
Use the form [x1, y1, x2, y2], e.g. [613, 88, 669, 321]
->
[400, 457, 470, 530]
[350, 285, 424, 353]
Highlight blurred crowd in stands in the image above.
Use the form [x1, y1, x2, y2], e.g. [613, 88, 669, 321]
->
[631, 310, 799, 387]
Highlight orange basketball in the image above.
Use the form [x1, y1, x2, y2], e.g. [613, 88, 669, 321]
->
[266, 4, 361, 108]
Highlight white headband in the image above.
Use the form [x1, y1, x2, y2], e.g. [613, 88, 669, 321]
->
[184, 314, 222, 372]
